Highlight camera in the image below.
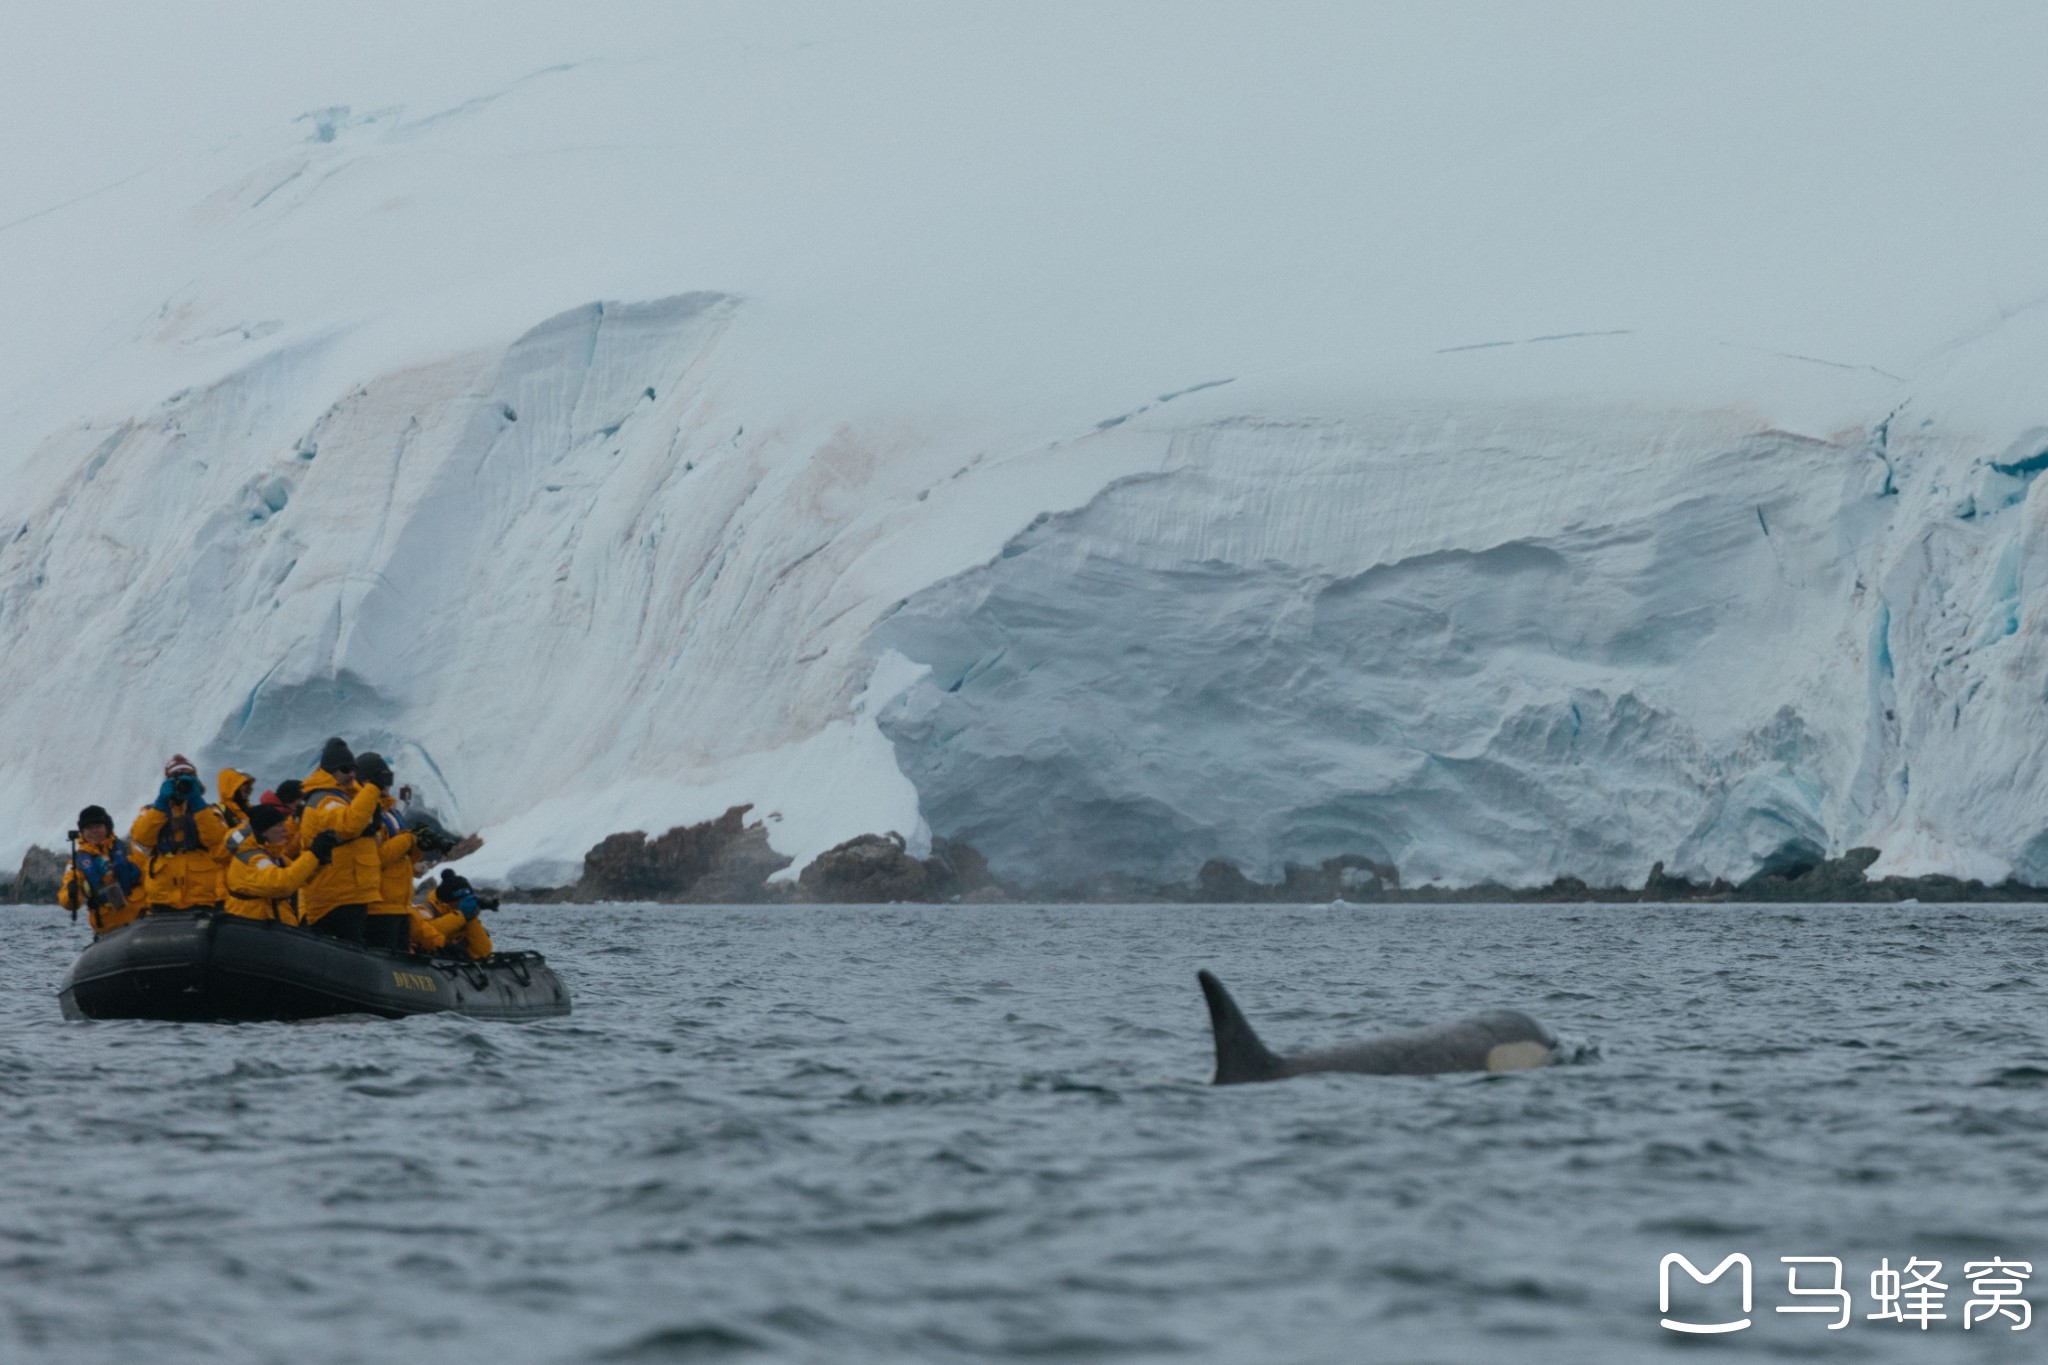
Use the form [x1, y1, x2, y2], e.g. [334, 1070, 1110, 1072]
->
[66, 828, 79, 840]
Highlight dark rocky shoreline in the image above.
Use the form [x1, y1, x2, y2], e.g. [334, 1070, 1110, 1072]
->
[501, 805, 1010, 905]
[12, 812, 2048, 906]
[1009, 846, 2048, 905]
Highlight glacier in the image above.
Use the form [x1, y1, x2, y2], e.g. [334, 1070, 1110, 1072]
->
[7, 3, 2048, 892]
[879, 352, 2048, 888]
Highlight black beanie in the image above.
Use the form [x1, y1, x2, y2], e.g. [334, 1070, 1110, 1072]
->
[438, 869, 472, 896]
[247, 805, 287, 837]
[320, 737, 355, 773]
[356, 751, 393, 788]
[77, 805, 113, 831]
[275, 779, 303, 804]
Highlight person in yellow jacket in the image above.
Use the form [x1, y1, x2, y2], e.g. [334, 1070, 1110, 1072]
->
[296, 737, 385, 943]
[256, 782, 306, 859]
[356, 752, 422, 952]
[211, 766, 259, 901]
[130, 755, 230, 911]
[277, 779, 307, 854]
[58, 805, 146, 935]
[411, 870, 495, 958]
[224, 807, 339, 923]
[214, 768, 257, 840]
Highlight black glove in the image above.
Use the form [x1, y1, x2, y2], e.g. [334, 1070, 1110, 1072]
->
[409, 821, 453, 855]
[309, 831, 339, 864]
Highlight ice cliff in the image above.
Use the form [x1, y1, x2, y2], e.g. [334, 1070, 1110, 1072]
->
[6, 4, 2048, 890]
[880, 350, 2048, 888]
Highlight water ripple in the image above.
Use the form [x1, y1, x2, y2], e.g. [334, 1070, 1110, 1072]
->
[6, 902, 2048, 1363]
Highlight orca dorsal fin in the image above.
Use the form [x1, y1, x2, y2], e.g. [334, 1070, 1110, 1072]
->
[1198, 970, 1287, 1084]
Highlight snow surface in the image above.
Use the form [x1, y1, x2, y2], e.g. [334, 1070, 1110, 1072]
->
[7, 3, 2048, 887]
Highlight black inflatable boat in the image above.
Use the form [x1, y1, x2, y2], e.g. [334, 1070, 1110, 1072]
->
[58, 912, 571, 1023]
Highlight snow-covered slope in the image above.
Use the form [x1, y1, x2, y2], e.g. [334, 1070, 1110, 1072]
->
[0, 290, 1165, 885]
[7, 4, 2048, 888]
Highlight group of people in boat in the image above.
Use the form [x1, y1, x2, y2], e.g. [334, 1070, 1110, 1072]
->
[57, 737, 497, 958]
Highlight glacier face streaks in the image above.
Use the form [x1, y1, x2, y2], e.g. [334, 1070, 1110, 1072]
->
[0, 291, 1166, 886]
[8, 296, 2048, 890]
[0, 294, 935, 884]
[878, 407, 2048, 889]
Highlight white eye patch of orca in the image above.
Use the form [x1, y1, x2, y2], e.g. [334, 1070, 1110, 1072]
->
[1197, 969, 1558, 1085]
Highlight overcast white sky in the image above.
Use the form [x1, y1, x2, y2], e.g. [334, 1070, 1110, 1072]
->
[2, 2, 2045, 433]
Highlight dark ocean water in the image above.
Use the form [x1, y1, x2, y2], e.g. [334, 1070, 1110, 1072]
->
[6, 902, 2048, 1364]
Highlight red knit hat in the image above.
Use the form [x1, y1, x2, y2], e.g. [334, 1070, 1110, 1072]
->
[163, 754, 198, 778]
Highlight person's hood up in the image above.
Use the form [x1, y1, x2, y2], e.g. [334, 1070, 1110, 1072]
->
[218, 768, 254, 805]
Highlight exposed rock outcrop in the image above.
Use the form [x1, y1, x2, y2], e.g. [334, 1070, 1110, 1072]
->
[1733, 846, 2048, 902]
[925, 836, 1002, 900]
[796, 832, 928, 902]
[1630, 846, 2048, 902]
[793, 832, 1006, 903]
[502, 817, 1007, 903]
[9, 845, 65, 904]
[569, 804, 792, 903]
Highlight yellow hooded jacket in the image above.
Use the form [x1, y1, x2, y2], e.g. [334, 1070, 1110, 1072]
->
[211, 767, 256, 900]
[296, 768, 383, 920]
[371, 796, 419, 920]
[131, 802, 230, 909]
[411, 887, 492, 958]
[223, 845, 320, 924]
[215, 768, 255, 830]
[274, 809, 303, 860]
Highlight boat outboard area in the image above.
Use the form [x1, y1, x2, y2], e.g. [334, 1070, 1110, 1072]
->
[59, 912, 570, 1023]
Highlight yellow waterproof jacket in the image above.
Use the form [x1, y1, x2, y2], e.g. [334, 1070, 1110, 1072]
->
[412, 889, 492, 957]
[371, 798, 418, 917]
[296, 768, 383, 920]
[131, 802, 230, 908]
[223, 845, 320, 923]
[210, 768, 257, 901]
[409, 902, 459, 953]
[58, 834, 143, 934]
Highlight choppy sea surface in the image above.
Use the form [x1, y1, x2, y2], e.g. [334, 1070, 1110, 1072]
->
[6, 902, 2048, 1364]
